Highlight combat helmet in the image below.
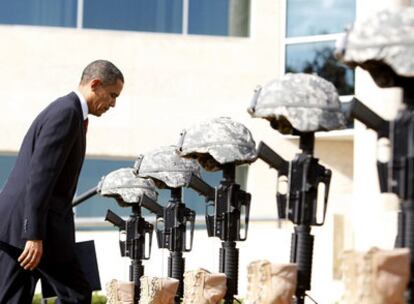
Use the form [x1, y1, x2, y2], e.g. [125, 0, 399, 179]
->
[134, 145, 201, 189]
[177, 117, 257, 171]
[336, 6, 414, 87]
[98, 167, 158, 206]
[248, 73, 345, 134]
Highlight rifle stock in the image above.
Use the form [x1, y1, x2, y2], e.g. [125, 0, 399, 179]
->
[346, 98, 389, 137]
[105, 209, 126, 230]
[188, 173, 215, 201]
[140, 194, 163, 217]
[257, 141, 289, 175]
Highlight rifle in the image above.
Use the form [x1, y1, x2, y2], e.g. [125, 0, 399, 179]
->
[73, 187, 161, 304]
[150, 187, 195, 304]
[104, 194, 163, 304]
[346, 93, 414, 302]
[344, 98, 390, 192]
[205, 163, 251, 304]
[257, 134, 331, 304]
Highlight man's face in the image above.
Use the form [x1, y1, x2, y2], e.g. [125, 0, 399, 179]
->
[89, 79, 123, 116]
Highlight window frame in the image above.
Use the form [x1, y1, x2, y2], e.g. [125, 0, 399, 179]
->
[281, 0, 355, 101]
[0, 0, 250, 37]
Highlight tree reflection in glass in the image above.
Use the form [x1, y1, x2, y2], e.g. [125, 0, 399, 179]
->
[286, 41, 354, 96]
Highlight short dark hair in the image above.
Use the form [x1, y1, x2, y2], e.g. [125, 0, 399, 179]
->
[80, 60, 124, 86]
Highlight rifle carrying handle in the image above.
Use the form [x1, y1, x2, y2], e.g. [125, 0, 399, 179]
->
[238, 192, 251, 241]
[276, 173, 289, 219]
[143, 222, 154, 260]
[184, 211, 196, 252]
[315, 168, 332, 226]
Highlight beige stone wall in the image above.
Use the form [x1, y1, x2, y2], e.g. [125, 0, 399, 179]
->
[0, 0, 282, 158]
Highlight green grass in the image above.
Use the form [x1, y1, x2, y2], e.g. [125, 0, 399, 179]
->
[33, 293, 107, 303]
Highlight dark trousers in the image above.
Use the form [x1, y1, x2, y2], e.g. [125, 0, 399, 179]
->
[0, 250, 92, 304]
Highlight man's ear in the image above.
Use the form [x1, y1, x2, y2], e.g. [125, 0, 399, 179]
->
[90, 79, 102, 91]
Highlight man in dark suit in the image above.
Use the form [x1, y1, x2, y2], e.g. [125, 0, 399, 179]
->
[0, 60, 124, 303]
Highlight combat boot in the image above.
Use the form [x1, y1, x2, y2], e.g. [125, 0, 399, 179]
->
[139, 276, 179, 304]
[182, 268, 227, 304]
[341, 247, 409, 304]
[105, 279, 134, 304]
[245, 260, 297, 304]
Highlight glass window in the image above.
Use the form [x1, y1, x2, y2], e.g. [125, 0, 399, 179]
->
[83, 0, 183, 33]
[286, 41, 354, 95]
[0, 155, 16, 191]
[1, 155, 249, 227]
[0, 0, 77, 27]
[287, 0, 355, 37]
[75, 158, 136, 218]
[188, 0, 250, 36]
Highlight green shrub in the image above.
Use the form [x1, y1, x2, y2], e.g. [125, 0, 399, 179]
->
[32, 294, 42, 304]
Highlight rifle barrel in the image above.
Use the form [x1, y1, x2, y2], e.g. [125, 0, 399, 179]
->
[72, 186, 98, 207]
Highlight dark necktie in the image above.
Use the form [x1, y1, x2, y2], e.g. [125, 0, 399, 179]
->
[83, 118, 89, 133]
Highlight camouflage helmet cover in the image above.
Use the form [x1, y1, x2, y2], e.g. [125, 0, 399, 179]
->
[336, 6, 414, 87]
[98, 167, 158, 204]
[134, 145, 201, 189]
[177, 117, 257, 171]
[248, 73, 346, 134]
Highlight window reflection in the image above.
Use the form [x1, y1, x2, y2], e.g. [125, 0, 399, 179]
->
[0, 155, 16, 191]
[286, 41, 354, 95]
[83, 0, 183, 33]
[188, 0, 250, 36]
[0, 0, 77, 27]
[287, 0, 355, 37]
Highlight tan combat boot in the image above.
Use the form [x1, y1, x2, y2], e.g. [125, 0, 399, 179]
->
[182, 268, 227, 304]
[105, 279, 135, 304]
[245, 260, 297, 304]
[139, 276, 179, 304]
[341, 247, 410, 304]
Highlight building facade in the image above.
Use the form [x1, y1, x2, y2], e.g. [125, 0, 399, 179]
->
[0, 0, 411, 302]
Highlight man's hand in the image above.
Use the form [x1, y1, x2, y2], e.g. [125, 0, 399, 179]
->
[18, 240, 43, 271]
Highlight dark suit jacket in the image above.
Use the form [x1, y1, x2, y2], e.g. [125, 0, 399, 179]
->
[0, 92, 86, 262]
